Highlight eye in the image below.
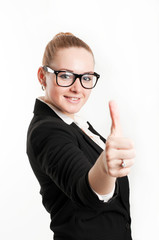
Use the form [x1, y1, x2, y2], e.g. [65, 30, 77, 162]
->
[82, 75, 93, 81]
[58, 72, 73, 80]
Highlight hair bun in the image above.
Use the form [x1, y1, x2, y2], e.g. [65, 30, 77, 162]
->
[43, 32, 94, 66]
[53, 32, 74, 39]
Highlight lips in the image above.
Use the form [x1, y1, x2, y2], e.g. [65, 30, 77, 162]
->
[64, 96, 81, 103]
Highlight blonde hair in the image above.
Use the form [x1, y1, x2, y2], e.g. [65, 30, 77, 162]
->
[42, 32, 94, 66]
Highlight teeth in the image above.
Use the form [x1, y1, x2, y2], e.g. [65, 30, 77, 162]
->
[65, 96, 80, 101]
[67, 97, 79, 100]
[71, 97, 78, 100]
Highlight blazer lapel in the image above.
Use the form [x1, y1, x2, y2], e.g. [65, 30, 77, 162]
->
[71, 122, 104, 154]
[33, 99, 61, 119]
[34, 99, 105, 154]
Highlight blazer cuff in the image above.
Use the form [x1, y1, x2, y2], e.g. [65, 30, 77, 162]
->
[77, 172, 119, 209]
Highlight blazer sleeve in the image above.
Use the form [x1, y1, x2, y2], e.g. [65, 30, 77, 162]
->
[27, 118, 114, 209]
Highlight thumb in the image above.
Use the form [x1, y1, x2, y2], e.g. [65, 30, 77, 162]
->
[109, 100, 122, 137]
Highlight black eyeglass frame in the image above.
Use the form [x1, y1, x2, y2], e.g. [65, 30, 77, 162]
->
[43, 66, 100, 89]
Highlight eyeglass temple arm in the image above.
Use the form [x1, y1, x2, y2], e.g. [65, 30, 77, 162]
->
[43, 66, 55, 74]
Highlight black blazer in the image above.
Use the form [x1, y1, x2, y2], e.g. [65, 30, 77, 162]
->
[27, 99, 132, 240]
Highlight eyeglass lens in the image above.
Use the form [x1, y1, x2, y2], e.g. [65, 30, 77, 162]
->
[57, 72, 97, 89]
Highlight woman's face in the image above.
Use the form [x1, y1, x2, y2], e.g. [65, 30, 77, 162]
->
[42, 47, 94, 119]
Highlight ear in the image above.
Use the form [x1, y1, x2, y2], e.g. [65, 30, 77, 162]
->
[37, 67, 46, 88]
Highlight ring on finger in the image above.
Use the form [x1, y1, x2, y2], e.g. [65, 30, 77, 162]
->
[121, 160, 126, 168]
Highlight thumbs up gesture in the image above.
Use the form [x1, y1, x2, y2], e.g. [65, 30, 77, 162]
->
[105, 101, 135, 178]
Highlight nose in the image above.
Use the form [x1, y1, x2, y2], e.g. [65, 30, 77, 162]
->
[70, 77, 82, 92]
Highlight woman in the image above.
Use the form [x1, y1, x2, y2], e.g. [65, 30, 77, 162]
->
[27, 32, 135, 240]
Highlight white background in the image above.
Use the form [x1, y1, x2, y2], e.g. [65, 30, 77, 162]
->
[0, 0, 159, 239]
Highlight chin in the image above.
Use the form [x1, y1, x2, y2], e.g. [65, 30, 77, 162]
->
[64, 105, 82, 114]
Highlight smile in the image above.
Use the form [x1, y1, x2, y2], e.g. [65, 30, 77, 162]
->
[64, 96, 81, 103]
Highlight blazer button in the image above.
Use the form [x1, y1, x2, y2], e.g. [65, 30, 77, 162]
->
[125, 223, 130, 230]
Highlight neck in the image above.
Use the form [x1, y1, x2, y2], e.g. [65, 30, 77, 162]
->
[39, 96, 75, 120]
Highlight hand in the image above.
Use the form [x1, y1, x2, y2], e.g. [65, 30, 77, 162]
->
[104, 101, 135, 178]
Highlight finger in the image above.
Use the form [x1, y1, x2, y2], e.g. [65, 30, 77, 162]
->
[109, 100, 122, 137]
[107, 158, 135, 169]
[107, 164, 132, 178]
[119, 159, 135, 169]
[106, 137, 134, 150]
[106, 148, 136, 161]
[114, 149, 136, 160]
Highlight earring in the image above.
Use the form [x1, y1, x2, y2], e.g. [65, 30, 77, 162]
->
[42, 85, 45, 91]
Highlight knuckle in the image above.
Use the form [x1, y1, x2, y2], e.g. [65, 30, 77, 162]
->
[106, 149, 112, 160]
[107, 160, 115, 171]
[118, 171, 125, 178]
[106, 140, 112, 149]
[106, 136, 116, 148]
[123, 149, 135, 159]
[107, 169, 116, 177]
[122, 151, 128, 159]
[118, 168, 130, 177]
[118, 172, 123, 178]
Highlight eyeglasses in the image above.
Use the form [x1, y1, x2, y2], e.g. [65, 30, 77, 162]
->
[43, 66, 100, 89]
